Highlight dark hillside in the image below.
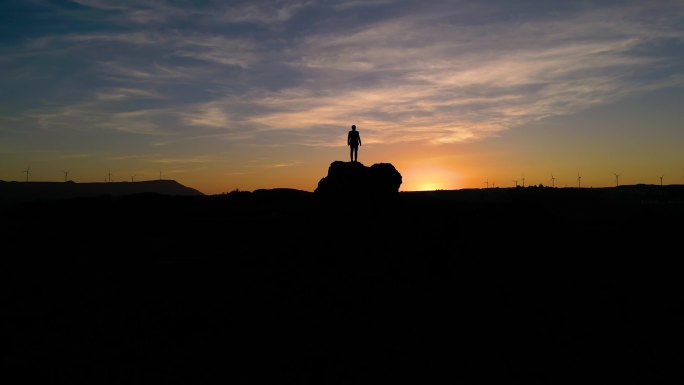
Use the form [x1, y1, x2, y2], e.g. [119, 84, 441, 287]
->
[0, 180, 203, 206]
[2, 185, 683, 383]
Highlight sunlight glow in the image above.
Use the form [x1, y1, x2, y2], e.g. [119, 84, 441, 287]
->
[402, 165, 463, 191]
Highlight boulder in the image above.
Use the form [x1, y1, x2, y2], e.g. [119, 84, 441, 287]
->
[314, 161, 402, 205]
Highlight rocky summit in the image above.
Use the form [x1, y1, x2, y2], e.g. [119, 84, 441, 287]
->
[314, 161, 402, 205]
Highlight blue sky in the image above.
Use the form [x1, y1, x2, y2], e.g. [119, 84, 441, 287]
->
[1, 0, 683, 192]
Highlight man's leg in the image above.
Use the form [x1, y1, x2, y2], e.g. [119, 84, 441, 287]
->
[350, 146, 354, 162]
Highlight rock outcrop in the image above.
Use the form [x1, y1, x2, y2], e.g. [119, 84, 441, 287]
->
[314, 161, 402, 205]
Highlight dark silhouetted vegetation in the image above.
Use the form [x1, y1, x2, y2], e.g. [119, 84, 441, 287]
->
[3, 181, 684, 383]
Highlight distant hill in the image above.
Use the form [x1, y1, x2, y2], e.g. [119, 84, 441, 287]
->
[0, 180, 203, 204]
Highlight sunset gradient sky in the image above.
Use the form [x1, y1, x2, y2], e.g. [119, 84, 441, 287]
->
[1, 0, 683, 193]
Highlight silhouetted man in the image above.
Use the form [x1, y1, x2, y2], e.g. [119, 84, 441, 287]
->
[347, 124, 361, 162]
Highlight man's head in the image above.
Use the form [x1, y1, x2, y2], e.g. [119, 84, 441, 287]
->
[351, 124, 356, 130]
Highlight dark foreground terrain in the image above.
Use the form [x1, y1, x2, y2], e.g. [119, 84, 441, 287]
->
[3, 185, 684, 383]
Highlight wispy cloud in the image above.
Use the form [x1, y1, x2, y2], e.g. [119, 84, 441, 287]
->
[65, 32, 163, 45]
[264, 160, 302, 168]
[216, 1, 315, 25]
[171, 35, 260, 68]
[97, 61, 200, 82]
[70, 0, 315, 26]
[152, 155, 217, 164]
[4, 1, 684, 149]
[107, 154, 155, 161]
[70, 0, 127, 11]
[26, 101, 174, 135]
[27, 32, 162, 49]
[96, 87, 164, 101]
[334, 0, 396, 11]
[57, 153, 90, 159]
[28, 30, 261, 75]
[70, 0, 187, 23]
[183, 102, 234, 128]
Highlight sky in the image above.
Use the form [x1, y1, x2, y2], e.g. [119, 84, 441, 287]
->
[1, 0, 683, 193]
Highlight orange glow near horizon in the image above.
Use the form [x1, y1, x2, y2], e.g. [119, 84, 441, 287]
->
[399, 164, 463, 191]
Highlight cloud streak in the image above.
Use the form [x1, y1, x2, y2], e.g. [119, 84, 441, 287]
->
[25, 101, 174, 136]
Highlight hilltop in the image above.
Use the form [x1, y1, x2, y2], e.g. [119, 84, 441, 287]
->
[0, 179, 203, 204]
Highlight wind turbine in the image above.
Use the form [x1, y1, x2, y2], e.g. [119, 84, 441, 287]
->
[659, 175, 664, 187]
[485, 178, 489, 189]
[131, 175, 135, 183]
[522, 175, 526, 188]
[24, 166, 31, 182]
[513, 179, 519, 188]
[614, 173, 620, 187]
[577, 173, 582, 189]
[63, 170, 70, 182]
[159, 171, 162, 180]
[107, 170, 112, 183]
[550, 174, 557, 188]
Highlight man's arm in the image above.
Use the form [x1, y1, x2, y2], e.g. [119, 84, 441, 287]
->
[347, 131, 351, 145]
[358, 133, 361, 146]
